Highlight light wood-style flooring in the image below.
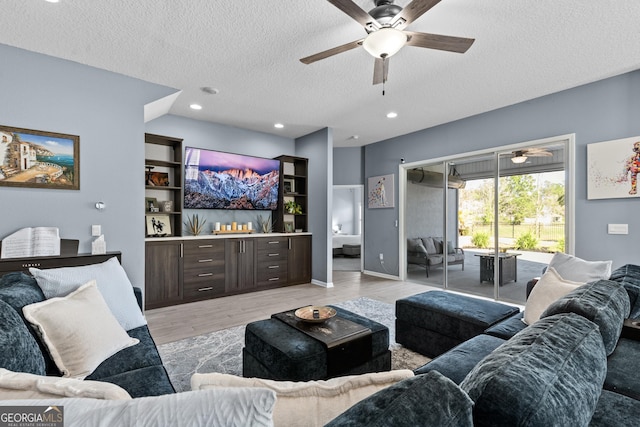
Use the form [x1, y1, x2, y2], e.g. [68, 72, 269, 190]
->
[146, 271, 437, 345]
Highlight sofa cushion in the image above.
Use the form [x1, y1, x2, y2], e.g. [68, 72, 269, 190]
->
[87, 325, 164, 381]
[22, 281, 139, 379]
[29, 257, 146, 331]
[523, 267, 583, 325]
[192, 370, 414, 427]
[422, 237, 437, 255]
[604, 337, 640, 401]
[608, 264, 640, 317]
[589, 390, 640, 427]
[541, 279, 630, 355]
[483, 311, 527, 340]
[548, 252, 612, 282]
[95, 365, 175, 398]
[414, 334, 505, 384]
[460, 313, 607, 427]
[407, 238, 427, 255]
[326, 371, 473, 427]
[0, 299, 46, 375]
[0, 368, 131, 400]
[0, 388, 276, 427]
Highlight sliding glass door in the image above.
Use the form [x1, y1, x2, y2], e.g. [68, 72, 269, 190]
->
[404, 137, 571, 305]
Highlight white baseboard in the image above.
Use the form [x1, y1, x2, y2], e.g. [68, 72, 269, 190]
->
[363, 270, 401, 281]
[311, 279, 334, 288]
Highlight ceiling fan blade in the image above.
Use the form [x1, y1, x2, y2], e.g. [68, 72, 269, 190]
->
[300, 39, 363, 64]
[372, 57, 389, 85]
[527, 151, 553, 157]
[391, 0, 442, 29]
[327, 0, 379, 29]
[405, 31, 475, 53]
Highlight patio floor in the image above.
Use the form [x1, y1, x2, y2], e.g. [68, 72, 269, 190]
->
[406, 249, 550, 305]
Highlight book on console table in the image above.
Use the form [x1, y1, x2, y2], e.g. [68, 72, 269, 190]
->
[0, 227, 61, 259]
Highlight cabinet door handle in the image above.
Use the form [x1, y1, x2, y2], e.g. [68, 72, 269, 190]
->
[198, 287, 213, 292]
[198, 273, 213, 277]
[268, 277, 280, 281]
[268, 241, 279, 244]
[268, 253, 279, 257]
[288, 238, 291, 250]
[268, 265, 279, 269]
[199, 244, 213, 248]
[198, 259, 213, 263]
[180, 243, 184, 258]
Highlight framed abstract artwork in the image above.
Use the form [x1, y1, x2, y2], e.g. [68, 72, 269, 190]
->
[587, 136, 640, 200]
[368, 173, 394, 208]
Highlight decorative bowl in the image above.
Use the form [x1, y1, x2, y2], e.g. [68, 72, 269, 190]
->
[294, 306, 337, 323]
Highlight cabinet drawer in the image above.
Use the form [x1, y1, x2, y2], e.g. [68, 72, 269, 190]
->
[256, 273, 288, 287]
[183, 277, 225, 299]
[183, 240, 225, 258]
[256, 249, 287, 262]
[183, 255, 225, 272]
[256, 238, 287, 252]
[256, 258, 287, 273]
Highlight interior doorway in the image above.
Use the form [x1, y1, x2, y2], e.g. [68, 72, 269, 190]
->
[332, 185, 364, 272]
[400, 135, 574, 305]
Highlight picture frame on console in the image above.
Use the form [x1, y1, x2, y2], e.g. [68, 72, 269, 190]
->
[284, 221, 294, 233]
[283, 179, 295, 194]
[146, 214, 172, 237]
[0, 125, 80, 190]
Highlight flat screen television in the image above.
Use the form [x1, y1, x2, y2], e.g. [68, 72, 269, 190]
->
[184, 147, 280, 210]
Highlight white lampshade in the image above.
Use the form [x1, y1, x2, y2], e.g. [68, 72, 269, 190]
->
[511, 155, 528, 164]
[362, 28, 407, 59]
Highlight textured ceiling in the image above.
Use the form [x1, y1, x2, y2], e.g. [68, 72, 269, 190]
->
[2, 1, 640, 147]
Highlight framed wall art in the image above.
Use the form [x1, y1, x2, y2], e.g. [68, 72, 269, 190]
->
[146, 214, 172, 237]
[0, 125, 79, 190]
[587, 136, 640, 200]
[368, 173, 394, 208]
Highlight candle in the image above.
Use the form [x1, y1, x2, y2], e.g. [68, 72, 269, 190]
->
[242, 224, 248, 231]
[232, 222, 237, 231]
[248, 221, 253, 230]
[215, 222, 221, 231]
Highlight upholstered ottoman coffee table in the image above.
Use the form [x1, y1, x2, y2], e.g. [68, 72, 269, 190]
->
[243, 306, 390, 381]
[396, 290, 520, 358]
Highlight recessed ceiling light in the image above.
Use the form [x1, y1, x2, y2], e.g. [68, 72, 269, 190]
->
[189, 104, 202, 110]
[274, 123, 284, 129]
[201, 87, 219, 95]
[45, 0, 60, 3]
[386, 112, 398, 119]
[349, 135, 360, 141]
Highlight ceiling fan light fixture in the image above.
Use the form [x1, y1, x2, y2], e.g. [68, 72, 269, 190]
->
[511, 154, 528, 164]
[362, 27, 407, 59]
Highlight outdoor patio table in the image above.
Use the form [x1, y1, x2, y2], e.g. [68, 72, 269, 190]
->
[475, 253, 521, 285]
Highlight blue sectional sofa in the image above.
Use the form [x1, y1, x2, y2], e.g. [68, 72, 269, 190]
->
[0, 271, 174, 398]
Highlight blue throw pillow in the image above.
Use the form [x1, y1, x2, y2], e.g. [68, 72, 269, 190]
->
[541, 279, 630, 355]
[0, 299, 46, 375]
[460, 313, 606, 427]
[326, 371, 473, 427]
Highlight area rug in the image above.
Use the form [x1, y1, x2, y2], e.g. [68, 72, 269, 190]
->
[158, 297, 431, 392]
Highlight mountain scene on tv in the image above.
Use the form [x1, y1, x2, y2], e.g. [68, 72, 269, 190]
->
[184, 148, 280, 210]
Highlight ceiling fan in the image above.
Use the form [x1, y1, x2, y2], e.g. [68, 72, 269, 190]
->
[511, 148, 553, 164]
[300, 0, 475, 87]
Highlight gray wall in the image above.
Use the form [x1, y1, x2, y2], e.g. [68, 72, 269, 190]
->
[297, 128, 333, 285]
[333, 147, 364, 185]
[0, 44, 175, 286]
[145, 114, 295, 232]
[365, 70, 640, 275]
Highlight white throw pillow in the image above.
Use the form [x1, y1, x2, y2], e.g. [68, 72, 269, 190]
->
[191, 370, 415, 427]
[22, 281, 139, 379]
[0, 389, 276, 427]
[523, 267, 584, 325]
[30, 257, 146, 331]
[0, 368, 131, 400]
[548, 252, 612, 282]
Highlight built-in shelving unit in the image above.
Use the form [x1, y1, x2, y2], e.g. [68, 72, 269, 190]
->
[144, 133, 183, 237]
[273, 155, 308, 233]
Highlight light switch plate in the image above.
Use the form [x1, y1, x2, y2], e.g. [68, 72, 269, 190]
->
[607, 224, 628, 235]
[91, 225, 102, 236]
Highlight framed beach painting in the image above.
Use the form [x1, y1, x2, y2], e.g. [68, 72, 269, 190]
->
[368, 174, 394, 208]
[587, 136, 640, 200]
[0, 125, 79, 190]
